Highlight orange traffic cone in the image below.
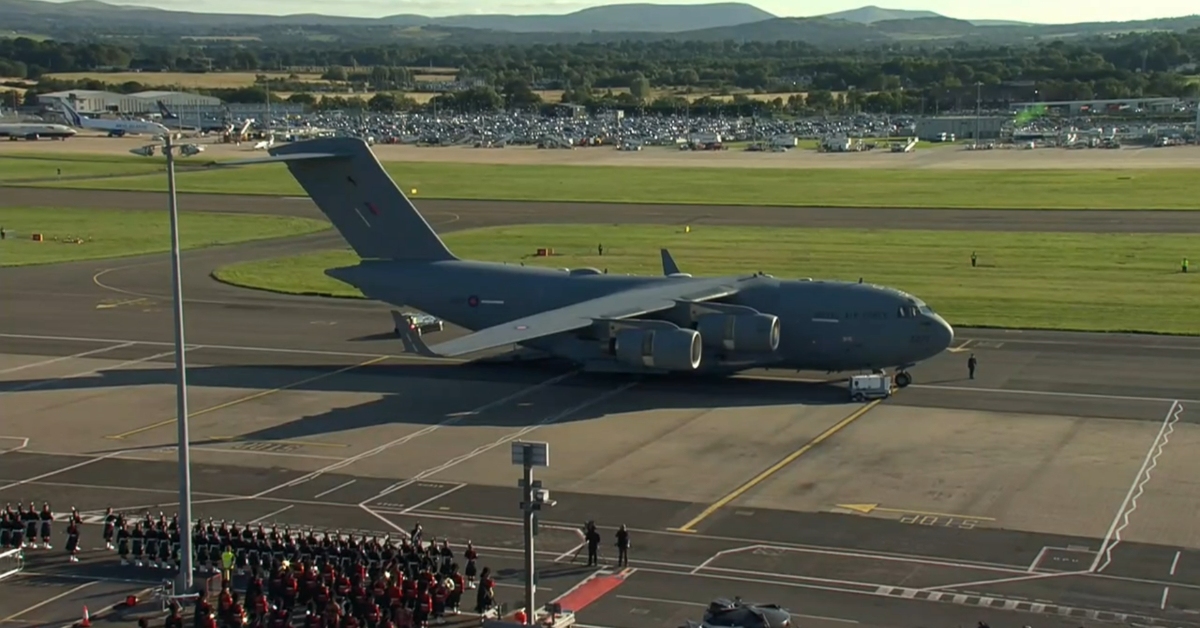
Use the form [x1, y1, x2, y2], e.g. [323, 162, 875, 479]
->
[79, 605, 91, 627]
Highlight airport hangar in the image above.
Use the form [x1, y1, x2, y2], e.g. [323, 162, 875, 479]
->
[1, 187, 1199, 628]
[34, 89, 306, 116]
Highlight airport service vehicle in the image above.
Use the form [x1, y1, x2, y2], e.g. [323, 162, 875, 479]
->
[849, 373, 892, 401]
[680, 598, 792, 628]
[392, 311, 444, 337]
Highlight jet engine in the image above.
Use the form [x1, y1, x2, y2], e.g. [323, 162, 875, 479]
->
[614, 327, 702, 371]
[696, 313, 780, 353]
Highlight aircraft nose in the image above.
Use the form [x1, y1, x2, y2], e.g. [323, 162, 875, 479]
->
[934, 314, 955, 351]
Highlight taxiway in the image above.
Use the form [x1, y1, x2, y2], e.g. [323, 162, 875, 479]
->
[1, 188, 1198, 628]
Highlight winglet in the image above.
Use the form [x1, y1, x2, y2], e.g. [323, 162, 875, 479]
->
[391, 312, 441, 358]
[661, 249, 681, 276]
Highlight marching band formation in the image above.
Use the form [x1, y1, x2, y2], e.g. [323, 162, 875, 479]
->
[5, 504, 503, 628]
[1, 503, 84, 561]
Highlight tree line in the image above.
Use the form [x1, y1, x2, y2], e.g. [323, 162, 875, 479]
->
[3, 32, 1199, 116]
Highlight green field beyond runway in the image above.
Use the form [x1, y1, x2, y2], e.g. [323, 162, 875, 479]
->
[212, 224, 1200, 335]
[0, 154, 169, 182]
[0, 207, 330, 267]
[23, 158, 1200, 209]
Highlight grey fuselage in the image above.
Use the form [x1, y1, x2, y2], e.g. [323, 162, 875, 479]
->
[330, 259, 955, 373]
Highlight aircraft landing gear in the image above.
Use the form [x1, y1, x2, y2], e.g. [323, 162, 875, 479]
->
[894, 370, 912, 388]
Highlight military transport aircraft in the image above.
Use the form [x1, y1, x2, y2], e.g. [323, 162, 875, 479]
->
[220, 138, 954, 387]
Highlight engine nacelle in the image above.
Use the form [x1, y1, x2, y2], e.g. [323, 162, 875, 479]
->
[614, 327, 702, 371]
[696, 313, 780, 353]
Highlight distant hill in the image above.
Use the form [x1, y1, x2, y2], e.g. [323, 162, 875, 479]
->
[819, 5, 941, 24]
[429, 3, 777, 33]
[0, 0, 777, 32]
[2, 0, 1199, 48]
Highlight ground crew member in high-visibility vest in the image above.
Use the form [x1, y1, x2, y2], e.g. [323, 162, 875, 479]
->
[221, 545, 235, 584]
[1184, 258, 1189, 273]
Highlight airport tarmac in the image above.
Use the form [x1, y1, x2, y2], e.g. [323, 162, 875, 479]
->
[2, 187, 1200, 628]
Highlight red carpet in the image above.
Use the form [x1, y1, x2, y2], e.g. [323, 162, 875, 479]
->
[552, 568, 634, 613]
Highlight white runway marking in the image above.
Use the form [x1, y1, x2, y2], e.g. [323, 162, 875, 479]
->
[361, 381, 637, 505]
[0, 332, 460, 363]
[1093, 400, 1184, 573]
[314, 479, 357, 499]
[0, 342, 136, 375]
[0, 581, 96, 623]
[915, 384, 1199, 405]
[1171, 550, 1181, 575]
[616, 594, 860, 624]
[0, 450, 128, 493]
[252, 371, 581, 500]
[399, 483, 465, 514]
[250, 505, 294, 525]
[0, 437, 29, 455]
[0, 348, 192, 396]
[6, 332, 1195, 402]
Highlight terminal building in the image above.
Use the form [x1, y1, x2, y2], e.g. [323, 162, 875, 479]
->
[915, 115, 1007, 141]
[1012, 98, 1183, 115]
[37, 89, 222, 114]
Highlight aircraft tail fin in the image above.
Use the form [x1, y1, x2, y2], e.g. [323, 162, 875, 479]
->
[57, 101, 82, 127]
[157, 101, 177, 119]
[661, 248, 682, 276]
[247, 138, 456, 262]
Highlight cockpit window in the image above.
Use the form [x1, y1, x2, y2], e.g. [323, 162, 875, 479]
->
[918, 305, 934, 315]
[897, 306, 918, 318]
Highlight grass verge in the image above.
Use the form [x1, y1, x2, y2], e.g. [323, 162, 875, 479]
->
[0, 154, 169, 182]
[29, 161, 1200, 209]
[0, 207, 330, 267]
[211, 224, 1200, 335]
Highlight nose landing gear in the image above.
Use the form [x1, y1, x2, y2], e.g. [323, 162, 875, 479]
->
[894, 370, 912, 388]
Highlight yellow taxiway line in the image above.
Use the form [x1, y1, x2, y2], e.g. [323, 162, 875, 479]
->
[669, 397, 887, 533]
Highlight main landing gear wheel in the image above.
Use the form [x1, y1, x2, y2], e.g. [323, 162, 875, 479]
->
[895, 371, 912, 388]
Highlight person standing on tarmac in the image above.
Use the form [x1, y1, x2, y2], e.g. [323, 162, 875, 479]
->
[585, 522, 601, 566]
[615, 525, 630, 567]
[103, 508, 117, 551]
[23, 503, 37, 549]
[39, 503, 53, 549]
[222, 545, 235, 585]
[65, 518, 80, 562]
[967, 353, 978, 380]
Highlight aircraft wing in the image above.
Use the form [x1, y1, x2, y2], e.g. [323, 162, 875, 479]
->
[427, 275, 755, 357]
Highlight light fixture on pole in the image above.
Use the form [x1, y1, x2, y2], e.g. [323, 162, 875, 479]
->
[513, 441, 553, 625]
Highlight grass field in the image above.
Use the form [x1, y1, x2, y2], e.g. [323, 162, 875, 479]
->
[0, 207, 330, 267]
[44, 71, 330, 89]
[211, 225, 1200, 335]
[33, 160, 1200, 209]
[0, 154, 169, 182]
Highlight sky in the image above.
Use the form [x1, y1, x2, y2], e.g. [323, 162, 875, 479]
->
[52, 0, 1200, 24]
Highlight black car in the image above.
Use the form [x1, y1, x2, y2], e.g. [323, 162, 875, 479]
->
[393, 312, 443, 336]
[681, 598, 792, 628]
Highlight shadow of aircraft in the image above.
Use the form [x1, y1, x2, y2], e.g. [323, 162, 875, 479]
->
[5, 361, 851, 449]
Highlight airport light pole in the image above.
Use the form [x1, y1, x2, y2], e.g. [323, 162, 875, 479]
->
[513, 442, 552, 625]
[134, 133, 195, 592]
[167, 134, 196, 593]
[974, 81, 983, 147]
